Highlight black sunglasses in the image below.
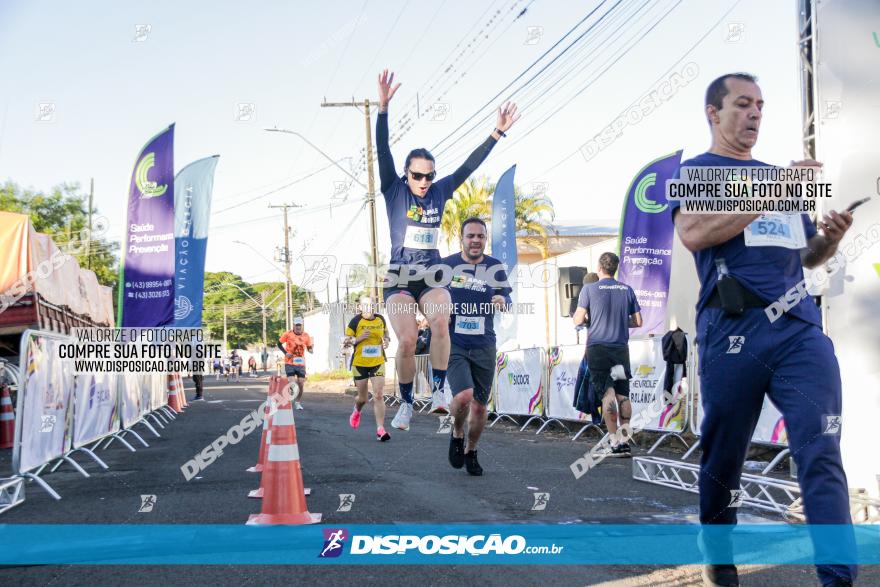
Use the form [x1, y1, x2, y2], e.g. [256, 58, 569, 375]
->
[409, 170, 436, 182]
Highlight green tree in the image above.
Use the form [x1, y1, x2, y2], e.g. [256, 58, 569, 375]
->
[514, 187, 556, 259]
[0, 180, 119, 287]
[438, 176, 556, 257]
[202, 272, 313, 349]
[440, 177, 493, 247]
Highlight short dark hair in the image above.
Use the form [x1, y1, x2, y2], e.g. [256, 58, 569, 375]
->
[460, 217, 487, 237]
[583, 272, 600, 285]
[705, 73, 758, 111]
[404, 148, 435, 173]
[599, 252, 619, 276]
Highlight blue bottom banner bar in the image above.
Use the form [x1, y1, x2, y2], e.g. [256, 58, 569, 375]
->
[0, 524, 876, 565]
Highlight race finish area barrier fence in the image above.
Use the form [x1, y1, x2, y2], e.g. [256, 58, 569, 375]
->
[545, 344, 598, 437]
[625, 336, 690, 454]
[527, 337, 691, 452]
[490, 347, 546, 431]
[7, 329, 181, 506]
[13, 329, 83, 498]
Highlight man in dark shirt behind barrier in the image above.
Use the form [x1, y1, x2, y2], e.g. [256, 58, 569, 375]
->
[572, 253, 642, 457]
[671, 73, 855, 587]
[375, 68, 519, 432]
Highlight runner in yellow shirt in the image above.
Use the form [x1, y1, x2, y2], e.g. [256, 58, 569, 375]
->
[345, 296, 391, 441]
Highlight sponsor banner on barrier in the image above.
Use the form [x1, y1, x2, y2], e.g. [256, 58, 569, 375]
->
[72, 371, 119, 448]
[150, 372, 167, 412]
[494, 348, 544, 417]
[754, 398, 787, 446]
[18, 335, 76, 473]
[120, 371, 143, 429]
[139, 373, 152, 418]
[546, 345, 589, 422]
[628, 337, 687, 433]
[0, 524, 874, 565]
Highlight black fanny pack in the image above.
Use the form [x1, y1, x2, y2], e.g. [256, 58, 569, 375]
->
[707, 276, 766, 315]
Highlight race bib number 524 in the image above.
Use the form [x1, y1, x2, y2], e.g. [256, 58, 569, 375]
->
[744, 213, 806, 249]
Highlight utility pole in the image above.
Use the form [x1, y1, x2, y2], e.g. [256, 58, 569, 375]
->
[260, 290, 268, 350]
[223, 304, 228, 352]
[269, 203, 302, 331]
[320, 97, 381, 300]
[87, 177, 94, 270]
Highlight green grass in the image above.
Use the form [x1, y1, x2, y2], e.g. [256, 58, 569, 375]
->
[309, 368, 353, 381]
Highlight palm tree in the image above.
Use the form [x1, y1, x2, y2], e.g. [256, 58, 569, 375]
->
[439, 176, 556, 256]
[514, 187, 556, 259]
[440, 177, 493, 248]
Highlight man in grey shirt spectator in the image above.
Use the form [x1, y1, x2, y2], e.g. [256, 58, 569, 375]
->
[572, 252, 642, 457]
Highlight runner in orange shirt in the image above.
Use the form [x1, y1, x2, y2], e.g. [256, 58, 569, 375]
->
[277, 316, 314, 410]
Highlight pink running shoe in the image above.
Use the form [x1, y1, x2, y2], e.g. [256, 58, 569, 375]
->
[376, 426, 391, 442]
[349, 408, 361, 429]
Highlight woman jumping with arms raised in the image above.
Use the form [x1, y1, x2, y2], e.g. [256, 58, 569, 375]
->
[376, 68, 520, 431]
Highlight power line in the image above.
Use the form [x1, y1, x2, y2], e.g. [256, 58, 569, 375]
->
[210, 199, 361, 232]
[345, 0, 526, 177]
[495, 0, 686, 155]
[436, 0, 644, 163]
[522, 0, 744, 182]
[211, 159, 347, 214]
[430, 0, 617, 155]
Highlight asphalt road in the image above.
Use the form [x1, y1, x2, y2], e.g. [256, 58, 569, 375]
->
[0, 376, 873, 586]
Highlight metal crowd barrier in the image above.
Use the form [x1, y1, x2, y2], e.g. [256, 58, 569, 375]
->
[4, 329, 178, 508]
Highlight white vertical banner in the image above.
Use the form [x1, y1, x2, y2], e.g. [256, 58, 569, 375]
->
[120, 372, 143, 428]
[150, 373, 167, 411]
[16, 333, 76, 474]
[546, 345, 589, 422]
[493, 347, 545, 417]
[627, 337, 688, 433]
[72, 371, 119, 448]
[139, 374, 152, 418]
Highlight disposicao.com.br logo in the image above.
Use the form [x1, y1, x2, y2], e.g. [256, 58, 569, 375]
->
[319, 530, 563, 557]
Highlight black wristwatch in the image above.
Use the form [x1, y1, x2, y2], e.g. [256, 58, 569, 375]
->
[493, 128, 507, 138]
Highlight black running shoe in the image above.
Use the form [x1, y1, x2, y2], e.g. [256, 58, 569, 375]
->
[191, 396, 204, 402]
[701, 564, 739, 587]
[608, 443, 631, 458]
[448, 434, 464, 469]
[464, 450, 483, 476]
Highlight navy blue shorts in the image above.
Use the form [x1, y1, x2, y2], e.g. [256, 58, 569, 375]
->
[447, 344, 496, 406]
[284, 364, 306, 378]
[383, 265, 447, 303]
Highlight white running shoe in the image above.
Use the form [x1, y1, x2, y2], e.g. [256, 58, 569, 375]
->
[391, 403, 413, 430]
[429, 390, 448, 414]
[295, 402, 304, 410]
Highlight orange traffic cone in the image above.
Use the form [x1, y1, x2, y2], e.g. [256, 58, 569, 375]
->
[167, 374, 184, 413]
[248, 394, 311, 497]
[246, 401, 320, 524]
[177, 373, 188, 407]
[247, 398, 274, 475]
[0, 386, 14, 449]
